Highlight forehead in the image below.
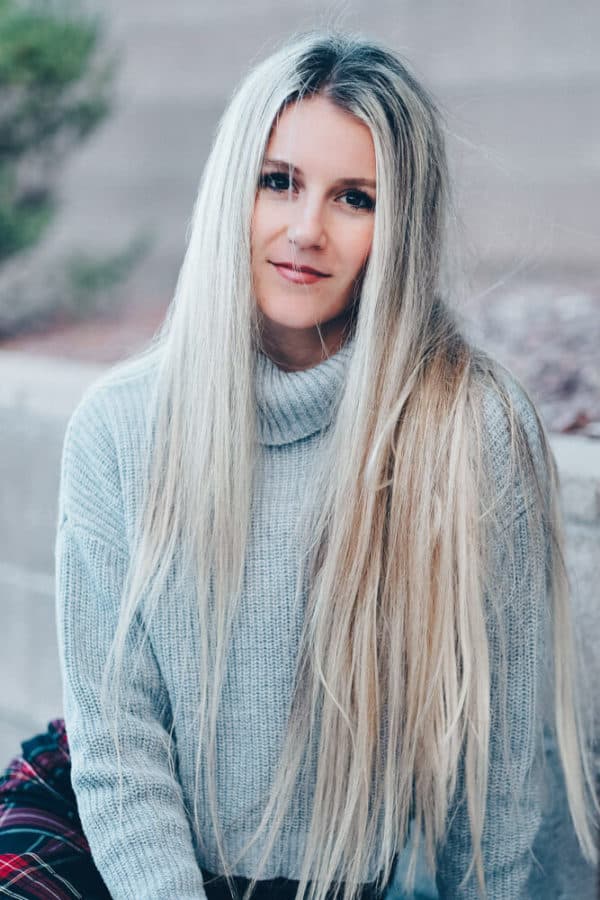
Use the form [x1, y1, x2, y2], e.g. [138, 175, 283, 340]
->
[265, 95, 376, 180]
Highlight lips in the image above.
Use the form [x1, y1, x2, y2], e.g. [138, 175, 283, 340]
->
[269, 261, 329, 276]
[268, 260, 331, 286]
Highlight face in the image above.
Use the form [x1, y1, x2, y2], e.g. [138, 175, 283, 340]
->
[251, 95, 376, 331]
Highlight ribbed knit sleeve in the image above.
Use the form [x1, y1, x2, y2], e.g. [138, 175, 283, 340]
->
[435, 377, 550, 899]
[55, 387, 208, 900]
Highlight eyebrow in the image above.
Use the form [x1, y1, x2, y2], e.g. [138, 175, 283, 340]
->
[262, 157, 376, 190]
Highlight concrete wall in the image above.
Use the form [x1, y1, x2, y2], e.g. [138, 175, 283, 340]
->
[1, 350, 598, 896]
[0, 354, 104, 751]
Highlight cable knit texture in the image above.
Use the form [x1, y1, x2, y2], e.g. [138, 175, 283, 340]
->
[55, 340, 549, 900]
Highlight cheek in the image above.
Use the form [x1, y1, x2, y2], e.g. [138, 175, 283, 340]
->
[344, 226, 373, 275]
[251, 196, 284, 250]
[250, 204, 262, 253]
[251, 195, 270, 247]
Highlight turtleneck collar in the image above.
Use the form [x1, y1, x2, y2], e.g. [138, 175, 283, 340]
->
[254, 339, 355, 446]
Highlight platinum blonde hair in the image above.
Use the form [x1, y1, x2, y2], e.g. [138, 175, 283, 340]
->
[100, 31, 598, 899]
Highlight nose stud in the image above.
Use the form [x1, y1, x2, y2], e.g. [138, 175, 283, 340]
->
[287, 223, 325, 249]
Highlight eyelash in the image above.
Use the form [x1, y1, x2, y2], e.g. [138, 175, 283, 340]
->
[258, 171, 375, 212]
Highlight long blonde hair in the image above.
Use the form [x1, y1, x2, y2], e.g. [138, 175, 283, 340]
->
[100, 31, 598, 899]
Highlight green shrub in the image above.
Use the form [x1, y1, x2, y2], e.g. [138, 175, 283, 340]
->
[0, 0, 115, 262]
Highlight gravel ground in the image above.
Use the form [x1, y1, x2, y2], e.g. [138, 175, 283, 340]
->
[1, 278, 598, 438]
[461, 276, 600, 437]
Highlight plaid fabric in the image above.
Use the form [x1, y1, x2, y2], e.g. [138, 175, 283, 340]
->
[0, 717, 111, 899]
[0, 719, 383, 900]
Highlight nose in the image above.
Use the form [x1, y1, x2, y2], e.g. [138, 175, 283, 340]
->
[287, 195, 326, 249]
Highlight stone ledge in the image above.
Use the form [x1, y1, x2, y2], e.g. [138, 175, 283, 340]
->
[551, 433, 600, 525]
[0, 348, 597, 497]
[0, 350, 105, 418]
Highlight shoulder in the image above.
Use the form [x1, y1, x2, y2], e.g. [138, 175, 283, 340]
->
[65, 349, 161, 446]
[477, 360, 545, 462]
[471, 354, 552, 528]
[59, 349, 162, 543]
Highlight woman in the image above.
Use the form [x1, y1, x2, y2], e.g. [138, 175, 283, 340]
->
[0, 30, 597, 900]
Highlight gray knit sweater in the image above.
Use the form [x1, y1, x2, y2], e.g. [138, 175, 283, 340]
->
[55, 339, 548, 899]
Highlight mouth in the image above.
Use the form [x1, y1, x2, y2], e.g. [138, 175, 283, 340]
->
[270, 261, 329, 276]
[268, 260, 331, 285]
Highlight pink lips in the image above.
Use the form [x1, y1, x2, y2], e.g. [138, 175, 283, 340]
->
[269, 261, 330, 285]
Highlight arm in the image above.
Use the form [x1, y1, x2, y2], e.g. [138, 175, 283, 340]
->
[435, 505, 548, 899]
[55, 390, 208, 900]
[435, 377, 551, 898]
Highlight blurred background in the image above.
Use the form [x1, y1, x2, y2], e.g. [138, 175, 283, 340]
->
[0, 1, 599, 891]
[1, 0, 599, 427]
[1, 0, 599, 421]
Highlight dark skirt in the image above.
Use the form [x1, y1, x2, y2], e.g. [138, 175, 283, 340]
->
[0, 719, 382, 899]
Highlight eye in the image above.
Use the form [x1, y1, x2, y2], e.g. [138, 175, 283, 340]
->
[340, 189, 375, 212]
[258, 171, 294, 192]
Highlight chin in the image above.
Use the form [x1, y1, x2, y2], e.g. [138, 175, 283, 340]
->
[259, 303, 338, 331]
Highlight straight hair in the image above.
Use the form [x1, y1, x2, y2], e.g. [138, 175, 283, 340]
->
[99, 31, 598, 900]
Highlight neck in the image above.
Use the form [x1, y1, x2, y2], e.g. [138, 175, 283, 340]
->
[258, 309, 355, 372]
